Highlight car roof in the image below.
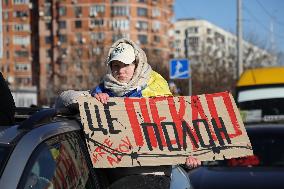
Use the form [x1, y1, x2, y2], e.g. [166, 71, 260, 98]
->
[0, 108, 82, 145]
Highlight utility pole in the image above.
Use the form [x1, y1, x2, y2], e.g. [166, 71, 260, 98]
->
[237, 0, 243, 78]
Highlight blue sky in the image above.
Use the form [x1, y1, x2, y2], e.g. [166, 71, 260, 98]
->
[174, 0, 284, 53]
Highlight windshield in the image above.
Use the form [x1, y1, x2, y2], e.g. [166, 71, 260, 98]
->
[204, 135, 284, 167]
[0, 145, 12, 178]
[237, 87, 284, 123]
[239, 98, 284, 123]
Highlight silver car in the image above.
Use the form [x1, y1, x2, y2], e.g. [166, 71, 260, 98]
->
[0, 108, 191, 189]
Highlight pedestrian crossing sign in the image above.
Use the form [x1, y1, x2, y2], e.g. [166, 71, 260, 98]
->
[169, 59, 190, 79]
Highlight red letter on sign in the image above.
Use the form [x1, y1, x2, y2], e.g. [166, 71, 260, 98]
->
[124, 98, 152, 147]
[205, 92, 242, 138]
[191, 95, 217, 141]
[167, 96, 186, 146]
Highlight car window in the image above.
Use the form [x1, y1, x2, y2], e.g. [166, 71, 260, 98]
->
[18, 132, 95, 189]
[239, 98, 284, 123]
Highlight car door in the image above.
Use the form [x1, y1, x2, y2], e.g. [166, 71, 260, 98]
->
[17, 131, 98, 189]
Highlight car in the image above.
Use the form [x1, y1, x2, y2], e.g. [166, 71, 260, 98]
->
[0, 108, 190, 189]
[187, 123, 284, 189]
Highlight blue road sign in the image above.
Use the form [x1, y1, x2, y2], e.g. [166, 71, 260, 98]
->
[169, 59, 190, 79]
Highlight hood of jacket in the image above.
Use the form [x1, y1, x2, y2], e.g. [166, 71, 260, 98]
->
[103, 38, 152, 96]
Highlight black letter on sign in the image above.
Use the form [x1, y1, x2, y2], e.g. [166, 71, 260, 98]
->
[141, 123, 163, 151]
[84, 102, 108, 135]
[211, 117, 232, 145]
[103, 102, 121, 134]
[192, 119, 215, 148]
[161, 122, 181, 151]
[182, 121, 199, 150]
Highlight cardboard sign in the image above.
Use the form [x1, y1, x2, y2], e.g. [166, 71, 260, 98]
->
[77, 91, 253, 168]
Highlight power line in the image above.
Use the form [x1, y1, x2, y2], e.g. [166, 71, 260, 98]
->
[255, 0, 284, 27]
[243, 5, 284, 40]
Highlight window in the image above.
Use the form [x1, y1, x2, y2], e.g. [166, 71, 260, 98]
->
[13, 0, 29, 4]
[13, 11, 28, 18]
[152, 21, 160, 31]
[111, 6, 129, 16]
[14, 50, 29, 57]
[89, 5, 105, 16]
[45, 22, 51, 30]
[58, 34, 67, 43]
[137, 0, 147, 2]
[110, 19, 130, 30]
[207, 28, 212, 34]
[186, 27, 199, 34]
[138, 34, 148, 44]
[74, 6, 82, 17]
[90, 32, 104, 42]
[15, 77, 31, 86]
[137, 7, 147, 17]
[58, 21, 66, 29]
[90, 19, 104, 28]
[13, 36, 30, 45]
[111, 0, 128, 2]
[3, 12, 9, 20]
[45, 36, 52, 44]
[18, 132, 95, 189]
[46, 49, 52, 58]
[75, 33, 83, 43]
[15, 64, 30, 71]
[136, 21, 148, 31]
[4, 0, 9, 5]
[153, 35, 160, 43]
[44, 6, 51, 16]
[6, 51, 10, 59]
[175, 30, 180, 34]
[58, 6, 66, 16]
[75, 20, 82, 28]
[13, 24, 30, 31]
[152, 8, 160, 17]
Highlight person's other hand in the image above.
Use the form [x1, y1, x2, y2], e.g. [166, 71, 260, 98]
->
[185, 156, 201, 169]
[94, 93, 109, 104]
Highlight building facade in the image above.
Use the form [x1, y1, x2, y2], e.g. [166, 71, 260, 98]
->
[0, 0, 37, 107]
[37, 0, 174, 105]
[173, 19, 277, 77]
[1, 0, 174, 106]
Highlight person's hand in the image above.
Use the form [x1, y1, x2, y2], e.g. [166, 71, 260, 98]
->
[94, 93, 109, 104]
[185, 156, 201, 169]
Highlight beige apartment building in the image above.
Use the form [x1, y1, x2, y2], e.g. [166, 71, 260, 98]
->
[173, 18, 277, 77]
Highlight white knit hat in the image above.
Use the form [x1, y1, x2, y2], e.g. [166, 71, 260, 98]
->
[108, 43, 136, 64]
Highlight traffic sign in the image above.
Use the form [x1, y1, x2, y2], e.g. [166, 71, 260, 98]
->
[169, 59, 190, 79]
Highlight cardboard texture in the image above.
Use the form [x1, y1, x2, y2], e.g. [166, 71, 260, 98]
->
[77, 91, 253, 168]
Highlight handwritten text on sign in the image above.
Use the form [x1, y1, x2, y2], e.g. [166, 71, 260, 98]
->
[78, 92, 253, 168]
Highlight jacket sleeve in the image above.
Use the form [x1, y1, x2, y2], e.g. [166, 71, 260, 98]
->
[55, 90, 91, 113]
[142, 71, 172, 97]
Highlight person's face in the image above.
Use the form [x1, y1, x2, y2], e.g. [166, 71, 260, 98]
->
[110, 60, 136, 83]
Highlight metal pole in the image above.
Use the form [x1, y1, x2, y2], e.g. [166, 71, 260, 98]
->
[237, 0, 243, 77]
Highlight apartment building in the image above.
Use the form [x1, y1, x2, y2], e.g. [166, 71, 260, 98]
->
[36, 0, 174, 105]
[173, 19, 277, 75]
[0, 0, 37, 107]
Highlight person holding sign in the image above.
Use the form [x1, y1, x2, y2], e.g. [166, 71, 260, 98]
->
[91, 38, 200, 166]
[56, 38, 200, 188]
